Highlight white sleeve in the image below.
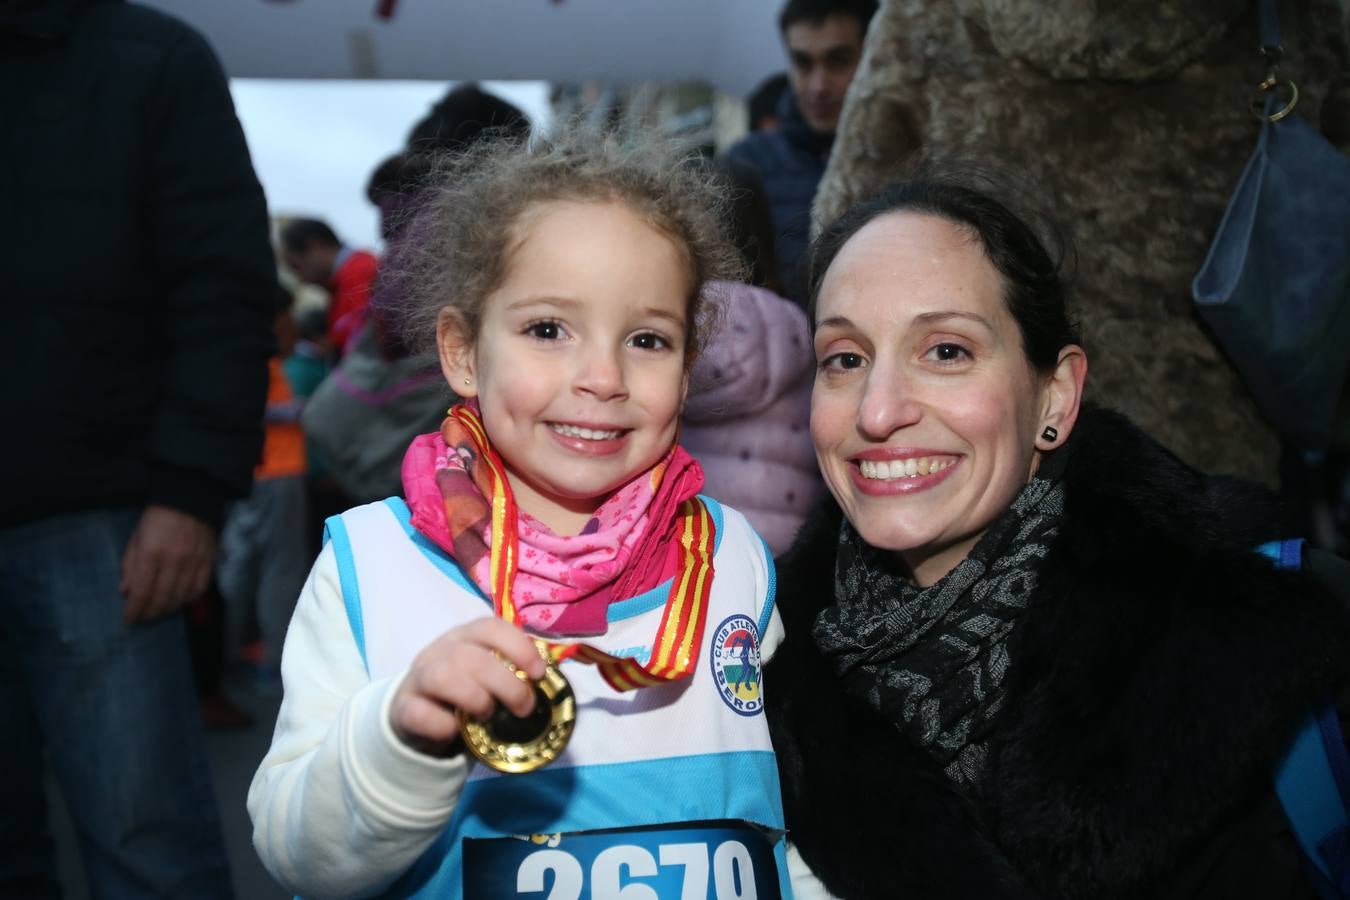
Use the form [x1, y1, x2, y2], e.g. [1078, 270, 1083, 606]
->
[247, 542, 471, 899]
[787, 842, 842, 900]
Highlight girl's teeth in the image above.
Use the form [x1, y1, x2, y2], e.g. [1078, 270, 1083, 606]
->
[858, 457, 955, 480]
[551, 423, 621, 440]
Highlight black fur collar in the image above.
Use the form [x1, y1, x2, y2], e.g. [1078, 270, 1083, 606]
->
[766, 408, 1350, 899]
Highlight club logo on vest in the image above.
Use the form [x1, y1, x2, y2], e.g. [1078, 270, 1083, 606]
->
[709, 614, 763, 716]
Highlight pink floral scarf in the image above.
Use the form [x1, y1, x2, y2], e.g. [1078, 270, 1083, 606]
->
[401, 402, 705, 636]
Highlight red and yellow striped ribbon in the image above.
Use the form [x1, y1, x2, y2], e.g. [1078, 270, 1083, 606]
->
[450, 405, 716, 692]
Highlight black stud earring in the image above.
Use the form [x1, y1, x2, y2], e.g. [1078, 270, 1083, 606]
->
[1041, 425, 1058, 443]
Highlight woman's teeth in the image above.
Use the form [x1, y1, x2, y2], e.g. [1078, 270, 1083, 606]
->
[858, 457, 955, 480]
[550, 423, 622, 441]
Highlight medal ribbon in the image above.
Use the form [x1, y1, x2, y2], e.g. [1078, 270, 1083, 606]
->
[450, 405, 715, 691]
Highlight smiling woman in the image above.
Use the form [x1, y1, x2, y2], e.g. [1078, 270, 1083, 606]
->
[808, 206, 1083, 586]
[765, 170, 1350, 899]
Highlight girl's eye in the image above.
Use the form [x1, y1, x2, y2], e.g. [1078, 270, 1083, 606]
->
[820, 351, 867, 372]
[524, 320, 564, 341]
[628, 331, 670, 351]
[924, 342, 971, 364]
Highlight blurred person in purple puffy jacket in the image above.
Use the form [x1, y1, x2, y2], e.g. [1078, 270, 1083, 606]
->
[682, 160, 824, 556]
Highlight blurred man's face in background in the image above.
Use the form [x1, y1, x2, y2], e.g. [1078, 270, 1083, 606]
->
[784, 13, 865, 135]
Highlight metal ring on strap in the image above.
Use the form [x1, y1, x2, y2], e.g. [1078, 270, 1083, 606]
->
[1250, 75, 1299, 122]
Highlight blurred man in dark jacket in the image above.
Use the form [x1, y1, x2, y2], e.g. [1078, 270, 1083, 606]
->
[727, 0, 876, 301]
[0, 1, 275, 895]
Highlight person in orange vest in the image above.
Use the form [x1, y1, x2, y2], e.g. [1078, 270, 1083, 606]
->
[216, 292, 311, 684]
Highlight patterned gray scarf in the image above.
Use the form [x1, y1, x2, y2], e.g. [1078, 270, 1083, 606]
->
[812, 451, 1068, 787]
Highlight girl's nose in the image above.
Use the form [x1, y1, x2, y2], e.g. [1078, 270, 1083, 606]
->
[856, 365, 921, 440]
[573, 347, 628, 401]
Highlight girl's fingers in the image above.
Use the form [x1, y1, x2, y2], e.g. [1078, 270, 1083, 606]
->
[391, 619, 553, 751]
[459, 617, 549, 681]
[391, 694, 465, 751]
[467, 650, 539, 719]
[425, 653, 501, 719]
[409, 643, 536, 719]
[428, 643, 538, 719]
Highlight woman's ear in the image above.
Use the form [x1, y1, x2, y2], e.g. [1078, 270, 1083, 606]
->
[436, 308, 477, 398]
[1036, 345, 1088, 450]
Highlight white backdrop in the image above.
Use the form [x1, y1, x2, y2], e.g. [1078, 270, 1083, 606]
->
[229, 79, 553, 252]
[143, 0, 784, 96]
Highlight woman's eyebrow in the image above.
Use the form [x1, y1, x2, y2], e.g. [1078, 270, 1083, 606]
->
[815, 315, 854, 334]
[815, 311, 994, 334]
[912, 310, 995, 331]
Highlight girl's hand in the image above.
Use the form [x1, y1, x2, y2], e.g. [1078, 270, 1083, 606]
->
[389, 617, 549, 758]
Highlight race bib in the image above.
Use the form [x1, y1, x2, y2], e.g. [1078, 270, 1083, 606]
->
[462, 820, 783, 900]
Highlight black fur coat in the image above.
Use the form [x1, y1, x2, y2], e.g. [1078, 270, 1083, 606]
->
[766, 409, 1350, 900]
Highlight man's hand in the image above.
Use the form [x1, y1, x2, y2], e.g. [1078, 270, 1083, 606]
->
[120, 505, 217, 624]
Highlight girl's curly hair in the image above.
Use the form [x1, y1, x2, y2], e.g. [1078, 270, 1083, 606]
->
[378, 126, 746, 362]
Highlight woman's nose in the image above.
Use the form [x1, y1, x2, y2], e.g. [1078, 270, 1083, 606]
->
[856, 366, 921, 440]
[573, 347, 628, 401]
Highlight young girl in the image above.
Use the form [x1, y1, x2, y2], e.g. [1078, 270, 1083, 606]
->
[248, 131, 797, 900]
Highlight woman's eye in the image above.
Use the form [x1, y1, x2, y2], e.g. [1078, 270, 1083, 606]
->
[821, 351, 867, 371]
[525, 320, 563, 341]
[628, 332, 670, 351]
[925, 342, 970, 363]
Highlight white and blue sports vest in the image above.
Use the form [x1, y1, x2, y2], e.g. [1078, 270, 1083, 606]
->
[325, 497, 794, 900]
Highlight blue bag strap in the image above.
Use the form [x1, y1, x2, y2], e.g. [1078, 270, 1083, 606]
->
[1258, 0, 1281, 52]
[1260, 539, 1350, 897]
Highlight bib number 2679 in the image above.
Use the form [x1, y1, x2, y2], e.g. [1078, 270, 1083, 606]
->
[519, 840, 757, 900]
[463, 823, 782, 900]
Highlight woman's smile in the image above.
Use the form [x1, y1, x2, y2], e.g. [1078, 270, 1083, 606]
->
[850, 452, 962, 494]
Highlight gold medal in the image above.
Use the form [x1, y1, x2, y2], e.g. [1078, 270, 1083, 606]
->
[459, 640, 576, 774]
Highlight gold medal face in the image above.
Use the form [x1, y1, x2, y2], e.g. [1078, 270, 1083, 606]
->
[459, 654, 576, 774]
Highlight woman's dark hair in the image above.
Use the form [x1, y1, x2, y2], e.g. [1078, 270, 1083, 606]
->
[807, 169, 1080, 373]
